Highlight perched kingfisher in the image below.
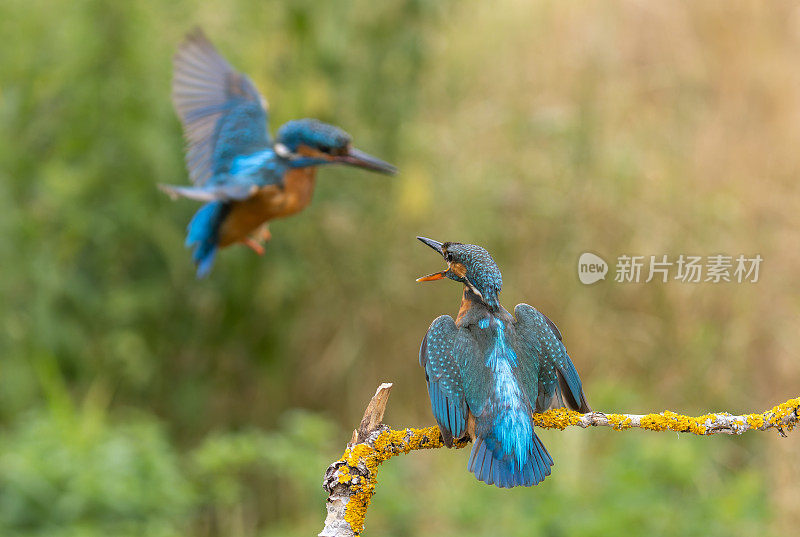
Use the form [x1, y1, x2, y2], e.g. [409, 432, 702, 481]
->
[160, 29, 397, 277]
[416, 237, 591, 488]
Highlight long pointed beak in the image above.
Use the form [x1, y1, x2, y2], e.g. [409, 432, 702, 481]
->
[337, 147, 397, 175]
[416, 271, 446, 282]
[416, 236, 448, 282]
[416, 236, 444, 256]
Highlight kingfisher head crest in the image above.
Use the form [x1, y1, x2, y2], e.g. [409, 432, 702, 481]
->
[274, 119, 396, 174]
[416, 237, 503, 309]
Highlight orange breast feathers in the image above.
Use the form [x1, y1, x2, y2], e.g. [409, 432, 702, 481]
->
[218, 167, 318, 247]
[455, 287, 475, 324]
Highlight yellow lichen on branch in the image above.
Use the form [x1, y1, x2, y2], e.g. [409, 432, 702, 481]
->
[333, 426, 454, 534]
[320, 388, 800, 537]
[533, 397, 800, 435]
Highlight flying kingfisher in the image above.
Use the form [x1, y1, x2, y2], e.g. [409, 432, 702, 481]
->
[416, 237, 591, 488]
[160, 29, 397, 277]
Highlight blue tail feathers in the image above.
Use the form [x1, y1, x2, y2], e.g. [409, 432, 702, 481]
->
[186, 201, 228, 278]
[467, 431, 553, 488]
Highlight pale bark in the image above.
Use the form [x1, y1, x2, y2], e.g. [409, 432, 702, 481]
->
[319, 383, 800, 537]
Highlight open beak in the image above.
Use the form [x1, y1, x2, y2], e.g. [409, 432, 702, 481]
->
[416, 236, 447, 282]
[337, 147, 397, 175]
[416, 271, 446, 282]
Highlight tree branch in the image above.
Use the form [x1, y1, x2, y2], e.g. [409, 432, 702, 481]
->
[319, 383, 800, 537]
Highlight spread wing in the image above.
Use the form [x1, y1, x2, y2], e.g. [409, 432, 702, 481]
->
[172, 28, 270, 187]
[158, 148, 284, 201]
[419, 315, 469, 446]
[513, 304, 591, 413]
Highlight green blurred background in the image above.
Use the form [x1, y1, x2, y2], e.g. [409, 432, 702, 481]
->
[1, 1, 799, 536]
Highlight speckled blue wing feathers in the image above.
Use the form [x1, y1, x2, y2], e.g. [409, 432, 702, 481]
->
[172, 29, 270, 187]
[421, 310, 558, 488]
[555, 343, 590, 413]
[542, 313, 563, 341]
[513, 304, 591, 413]
[419, 316, 469, 445]
[539, 311, 588, 411]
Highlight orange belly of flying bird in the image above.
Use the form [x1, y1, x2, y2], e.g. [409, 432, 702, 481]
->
[218, 167, 318, 247]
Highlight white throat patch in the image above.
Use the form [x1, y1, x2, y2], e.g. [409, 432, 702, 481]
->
[466, 280, 484, 300]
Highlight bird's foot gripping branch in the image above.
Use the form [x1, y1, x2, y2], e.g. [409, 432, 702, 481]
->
[319, 383, 800, 537]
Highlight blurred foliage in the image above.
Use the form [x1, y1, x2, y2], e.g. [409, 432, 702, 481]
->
[1, 0, 799, 535]
[0, 403, 772, 537]
[368, 429, 769, 537]
[0, 406, 193, 537]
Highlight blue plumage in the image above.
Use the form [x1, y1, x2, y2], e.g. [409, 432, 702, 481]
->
[161, 29, 396, 277]
[276, 120, 352, 153]
[417, 237, 591, 488]
[185, 201, 228, 278]
[419, 315, 469, 444]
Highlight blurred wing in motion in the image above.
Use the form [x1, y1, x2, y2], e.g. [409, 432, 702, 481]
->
[513, 304, 591, 413]
[172, 28, 271, 187]
[158, 177, 259, 202]
[419, 315, 469, 446]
